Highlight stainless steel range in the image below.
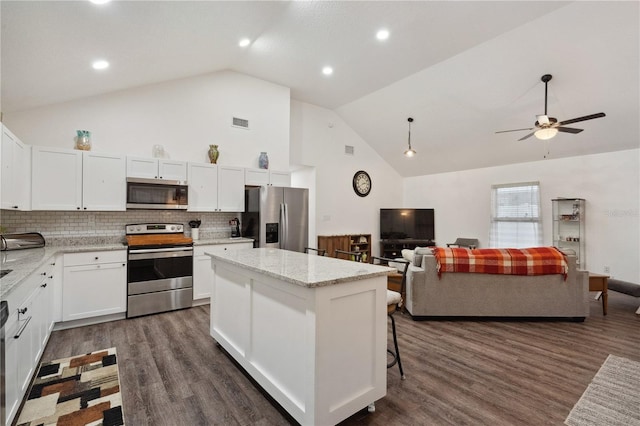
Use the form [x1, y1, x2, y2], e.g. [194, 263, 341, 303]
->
[125, 223, 193, 318]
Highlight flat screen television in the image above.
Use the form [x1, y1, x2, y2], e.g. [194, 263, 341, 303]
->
[380, 208, 435, 241]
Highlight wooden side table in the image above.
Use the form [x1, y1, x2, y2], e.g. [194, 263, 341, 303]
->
[588, 272, 609, 315]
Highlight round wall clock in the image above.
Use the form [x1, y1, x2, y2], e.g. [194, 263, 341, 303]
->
[352, 170, 372, 197]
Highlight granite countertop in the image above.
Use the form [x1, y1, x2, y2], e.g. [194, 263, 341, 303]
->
[207, 248, 393, 288]
[0, 237, 254, 301]
[193, 237, 254, 246]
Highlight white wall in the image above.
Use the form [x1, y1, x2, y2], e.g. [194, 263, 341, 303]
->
[291, 100, 403, 255]
[4, 70, 291, 170]
[403, 149, 640, 282]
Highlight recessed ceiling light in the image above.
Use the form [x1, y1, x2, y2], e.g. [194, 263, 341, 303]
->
[92, 60, 110, 70]
[89, 0, 111, 4]
[376, 29, 390, 41]
[238, 38, 251, 48]
[322, 66, 333, 76]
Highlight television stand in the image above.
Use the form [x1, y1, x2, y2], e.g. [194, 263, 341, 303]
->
[380, 239, 435, 259]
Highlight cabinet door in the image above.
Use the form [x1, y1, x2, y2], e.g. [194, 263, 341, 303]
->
[159, 159, 187, 181]
[82, 151, 126, 210]
[269, 170, 291, 187]
[217, 165, 245, 212]
[193, 243, 253, 301]
[1, 126, 31, 210]
[188, 163, 218, 212]
[63, 262, 127, 321]
[32, 146, 83, 210]
[126, 156, 159, 178]
[4, 310, 21, 426]
[245, 168, 269, 186]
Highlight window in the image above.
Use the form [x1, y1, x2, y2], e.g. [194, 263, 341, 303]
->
[490, 181, 542, 248]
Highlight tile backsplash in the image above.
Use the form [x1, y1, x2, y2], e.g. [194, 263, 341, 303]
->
[0, 210, 240, 244]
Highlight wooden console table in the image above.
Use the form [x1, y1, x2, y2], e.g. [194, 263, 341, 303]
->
[588, 272, 609, 315]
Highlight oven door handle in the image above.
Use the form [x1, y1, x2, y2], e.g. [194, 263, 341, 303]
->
[129, 247, 193, 260]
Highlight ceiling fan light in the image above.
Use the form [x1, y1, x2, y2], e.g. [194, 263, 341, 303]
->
[534, 127, 558, 140]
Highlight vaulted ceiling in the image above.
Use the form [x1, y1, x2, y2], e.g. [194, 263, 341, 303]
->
[2, 1, 638, 176]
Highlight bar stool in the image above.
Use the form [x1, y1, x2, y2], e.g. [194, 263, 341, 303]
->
[304, 247, 326, 256]
[334, 249, 362, 262]
[371, 256, 409, 380]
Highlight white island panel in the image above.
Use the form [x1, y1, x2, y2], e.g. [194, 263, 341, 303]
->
[208, 248, 390, 426]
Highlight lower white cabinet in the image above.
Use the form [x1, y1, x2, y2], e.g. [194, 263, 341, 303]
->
[4, 260, 55, 426]
[193, 243, 253, 300]
[62, 250, 127, 321]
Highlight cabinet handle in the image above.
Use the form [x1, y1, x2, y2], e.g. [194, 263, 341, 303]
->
[95, 256, 99, 260]
[14, 316, 32, 339]
[41, 272, 47, 276]
[77, 207, 80, 210]
[18, 307, 27, 315]
[84, 207, 87, 210]
[41, 282, 48, 288]
[122, 263, 126, 267]
[12, 205, 18, 209]
[48, 275, 53, 279]
[51, 262, 56, 266]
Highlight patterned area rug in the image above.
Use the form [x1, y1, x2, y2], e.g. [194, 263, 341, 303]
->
[565, 354, 640, 426]
[16, 347, 124, 426]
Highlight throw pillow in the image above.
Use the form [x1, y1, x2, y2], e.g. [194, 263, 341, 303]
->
[401, 249, 414, 263]
[413, 246, 432, 267]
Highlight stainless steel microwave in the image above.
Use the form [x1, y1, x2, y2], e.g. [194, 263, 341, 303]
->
[126, 177, 188, 210]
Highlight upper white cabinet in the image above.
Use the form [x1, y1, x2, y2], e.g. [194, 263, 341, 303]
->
[82, 152, 126, 210]
[218, 165, 245, 211]
[1, 125, 31, 210]
[188, 163, 244, 212]
[269, 170, 291, 187]
[31, 147, 82, 210]
[126, 156, 187, 181]
[244, 168, 291, 187]
[32, 147, 125, 211]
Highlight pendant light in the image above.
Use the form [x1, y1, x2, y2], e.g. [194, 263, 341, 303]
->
[404, 117, 416, 157]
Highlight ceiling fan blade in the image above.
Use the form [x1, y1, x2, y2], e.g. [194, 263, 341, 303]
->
[495, 127, 534, 134]
[518, 132, 536, 141]
[537, 115, 550, 125]
[557, 127, 584, 134]
[558, 112, 606, 126]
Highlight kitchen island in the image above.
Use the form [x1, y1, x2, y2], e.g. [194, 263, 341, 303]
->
[207, 248, 392, 426]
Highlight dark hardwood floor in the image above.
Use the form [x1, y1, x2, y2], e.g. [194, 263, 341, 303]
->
[39, 292, 640, 426]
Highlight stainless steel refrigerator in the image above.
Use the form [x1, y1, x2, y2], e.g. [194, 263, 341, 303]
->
[242, 186, 309, 252]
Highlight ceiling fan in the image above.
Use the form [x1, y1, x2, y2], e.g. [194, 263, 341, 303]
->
[496, 74, 606, 141]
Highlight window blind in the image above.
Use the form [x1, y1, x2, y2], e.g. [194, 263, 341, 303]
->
[490, 181, 542, 248]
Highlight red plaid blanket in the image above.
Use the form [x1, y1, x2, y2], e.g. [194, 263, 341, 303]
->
[432, 247, 568, 280]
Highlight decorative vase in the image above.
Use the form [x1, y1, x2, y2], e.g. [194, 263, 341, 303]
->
[208, 144, 219, 164]
[259, 152, 269, 169]
[75, 130, 91, 151]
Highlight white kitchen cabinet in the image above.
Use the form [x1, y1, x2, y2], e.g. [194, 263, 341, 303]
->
[193, 243, 253, 300]
[268, 170, 291, 187]
[31, 146, 82, 210]
[188, 162, 219, 211]
[3, 260, 56, 426]
[32, 147, 125, 211]
[244, 168, 291, 187]
[217, 165, 245, 212]
[62, 250, 127, 321]
[187, 163, 244, 212]
[1, 125, 31, 210]
[82, 151, 126, 210]
[126, 156, 187, 181]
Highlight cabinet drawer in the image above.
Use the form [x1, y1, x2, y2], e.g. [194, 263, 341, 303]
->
[63, 250, 126, 267]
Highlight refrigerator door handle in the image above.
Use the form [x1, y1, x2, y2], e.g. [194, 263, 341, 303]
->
[279, 203, 285, 249]
[282, 202, 288, 249]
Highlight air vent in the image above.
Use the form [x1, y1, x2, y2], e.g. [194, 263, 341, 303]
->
[232, 117, 250, 129]
[345, 145, 354, 155]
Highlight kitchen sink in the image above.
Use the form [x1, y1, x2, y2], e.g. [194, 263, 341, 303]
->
[0, 269, 12, 278]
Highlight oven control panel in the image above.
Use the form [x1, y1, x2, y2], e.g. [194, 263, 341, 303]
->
[126, 223, 184, 235]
